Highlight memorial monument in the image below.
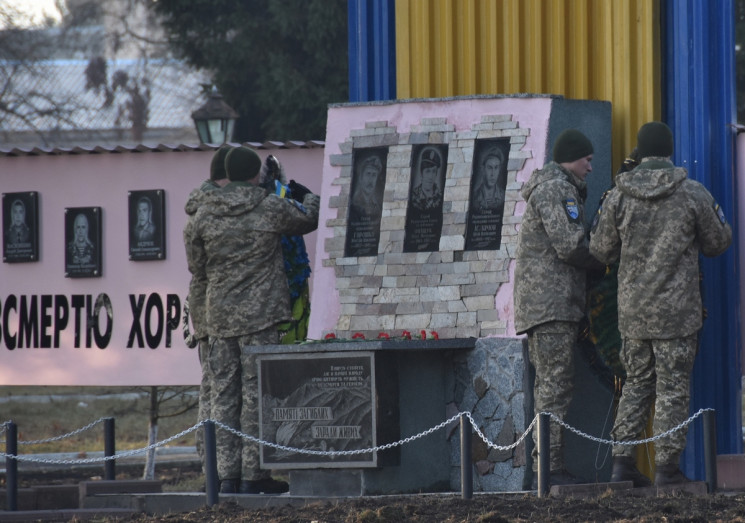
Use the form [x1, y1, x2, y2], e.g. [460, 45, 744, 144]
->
[252, 95, 614, 494]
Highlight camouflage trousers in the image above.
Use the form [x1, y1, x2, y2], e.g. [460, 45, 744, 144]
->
[611, 335, 698, 466]
[195, 338, 210, 474]
[528, 321, 578, 472]
[207, 328, 279, 481]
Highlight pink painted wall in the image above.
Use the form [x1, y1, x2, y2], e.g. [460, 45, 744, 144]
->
[0, 146, 324, 385]
[307, 97, 552, 340]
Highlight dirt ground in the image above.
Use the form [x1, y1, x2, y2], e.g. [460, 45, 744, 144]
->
[21, 467, 745, 522]
[122, 490, 745, 523]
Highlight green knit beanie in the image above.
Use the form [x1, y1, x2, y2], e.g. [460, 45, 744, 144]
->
[636, 121, 673, 158]
[210, 145, 232, 182]
[552, 129, 594, 164]
[225, 146, 262, 182]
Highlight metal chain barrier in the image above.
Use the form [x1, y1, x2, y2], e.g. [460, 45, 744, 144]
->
[1, 417, 109, 446]
[0, 407, 714, 465]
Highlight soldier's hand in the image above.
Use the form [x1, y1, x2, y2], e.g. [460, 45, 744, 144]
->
[288, 180, 312, 202]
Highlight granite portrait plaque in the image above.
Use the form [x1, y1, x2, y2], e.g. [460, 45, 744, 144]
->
[403, 144, 447, 252]
[128, 189, 166, 261]
[258, 351, 376, 468]
[465, 138, 510, 250]
[3, 191, 39, 263]
[344, 147, 387, 257]
[64, 206, 102, 278]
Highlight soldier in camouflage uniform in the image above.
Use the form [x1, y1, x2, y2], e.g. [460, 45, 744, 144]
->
[183, 145, 232, 475]
[186, 146, 320, 494]
[514, 129, 603, 487]
[590, 121, 732, 486]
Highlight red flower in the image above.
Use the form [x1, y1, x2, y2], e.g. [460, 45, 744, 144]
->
[402, 330, 412, 340]
[324, 333, 336, 339]
[420, 330, 427, 340]
[377, 332, 390, 339]
[352, 332, 366, 339]
[431, 331, 439, 340]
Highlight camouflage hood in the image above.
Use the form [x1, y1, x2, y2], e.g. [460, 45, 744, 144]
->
[521, 161, 586, 202]
[615, 157, 687, 201]
[184, 180, 220, 216]
[202, 182, 268, 217]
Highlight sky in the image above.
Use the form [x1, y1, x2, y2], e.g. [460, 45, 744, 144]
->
[1, 0, 62, 27]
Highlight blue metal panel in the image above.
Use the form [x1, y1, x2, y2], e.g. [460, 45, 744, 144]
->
[347, 0, 396, 102]
[663, 0, 742, 480]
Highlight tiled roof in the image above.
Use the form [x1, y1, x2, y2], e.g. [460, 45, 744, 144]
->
[0, 140, 325, 157]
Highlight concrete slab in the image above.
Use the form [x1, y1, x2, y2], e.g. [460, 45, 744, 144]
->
[717, 455, 745, 490]
[549, 480, 633, 498]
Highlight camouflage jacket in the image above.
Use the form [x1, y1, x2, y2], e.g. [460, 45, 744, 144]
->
[589, 157, 732, 339]
[514, 162, 598, 334]
[186, 181, 320, 338]
[182, 179, 221, 340]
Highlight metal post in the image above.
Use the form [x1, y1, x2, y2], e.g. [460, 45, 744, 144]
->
[537, 413, 550, 497]
[460, 413, 473, 500]
[104, 417, 116, 480]
[204, 420, 219, 506]
[6, 421, 17, 511]
[703, 409, 717, 493]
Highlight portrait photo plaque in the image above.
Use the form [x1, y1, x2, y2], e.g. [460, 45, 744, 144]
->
[128, 189, 166, 261]
[258, 351, 376, 468]
[64, 206, 102, 278]
[465, 138, 511, 251]
[344, 147, 388, 257]
[3, 191, 39, 263]
[403, 144, 448, 252]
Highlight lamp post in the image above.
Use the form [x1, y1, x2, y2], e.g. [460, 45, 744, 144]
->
[191, 87, 239, 144]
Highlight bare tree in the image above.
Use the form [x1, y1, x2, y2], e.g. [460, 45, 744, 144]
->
[0, 0, 205, 149]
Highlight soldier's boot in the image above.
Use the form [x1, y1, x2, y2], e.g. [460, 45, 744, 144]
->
[610, 456, 652, 487]
[219, 478, 240, 493]
[239, 477, 289, 494]
[655, 464, 690, 486]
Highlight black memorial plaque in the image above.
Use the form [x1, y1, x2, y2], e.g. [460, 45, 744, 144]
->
[3, 191, 39, 263]
[344, 147, 387, 257]
[403, 144, 447, 252]
[128, 189, 166, 261]
[258, 351, 376, 468]
[465, 138, 510, 250]
[64, 206, 102, 278]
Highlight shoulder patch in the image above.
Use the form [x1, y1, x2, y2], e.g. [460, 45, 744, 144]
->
[714, 203, 726, 225]
[563, 198, 580, 223]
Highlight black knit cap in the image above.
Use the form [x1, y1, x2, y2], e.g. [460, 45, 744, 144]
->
[209, 145, 232, 181]
[225, 146, 262, 182]
[552, 129, 594, 164]
[636, 121, 673, 158]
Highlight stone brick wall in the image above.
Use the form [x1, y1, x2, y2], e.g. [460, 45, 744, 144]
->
[323, 114, 531, 339]
[446, 337, 530, 491]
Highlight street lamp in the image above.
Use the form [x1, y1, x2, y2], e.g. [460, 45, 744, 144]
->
[191, 87, 239, 144]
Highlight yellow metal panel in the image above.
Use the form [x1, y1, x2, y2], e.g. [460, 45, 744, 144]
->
[395, 0, 661, 170]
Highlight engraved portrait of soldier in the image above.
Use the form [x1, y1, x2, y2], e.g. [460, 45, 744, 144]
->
[466, 138, 511, 251]
[403, 144, 448, 253]
[3, 191, 39, 263]
[129, 189, 166, 261]
[345, 147, 388, 257]
[65, 206, 102, 277]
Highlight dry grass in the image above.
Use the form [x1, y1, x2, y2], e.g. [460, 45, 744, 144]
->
[0, 386, 199, 454]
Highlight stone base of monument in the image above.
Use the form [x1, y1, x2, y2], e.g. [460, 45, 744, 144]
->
[251, 338, 476, 496]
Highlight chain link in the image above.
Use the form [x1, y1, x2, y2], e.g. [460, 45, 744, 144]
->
[1, 417, 110, 446]
[0, 407, 714, 465]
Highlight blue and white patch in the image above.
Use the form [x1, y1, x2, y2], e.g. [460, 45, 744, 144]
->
[564, 198, 580, 222]
[714, 203, 726, 225]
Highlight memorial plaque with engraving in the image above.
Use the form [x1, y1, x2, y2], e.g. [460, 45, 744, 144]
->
[403, 144, 447, 252]
[64, 206, 102, 278]
[258, 351, 376, 468]
[465, 138, 511, 250]
[344, 148, 387, 257]
[2, 191, 39, 263]
[128, 189, 166, 261]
